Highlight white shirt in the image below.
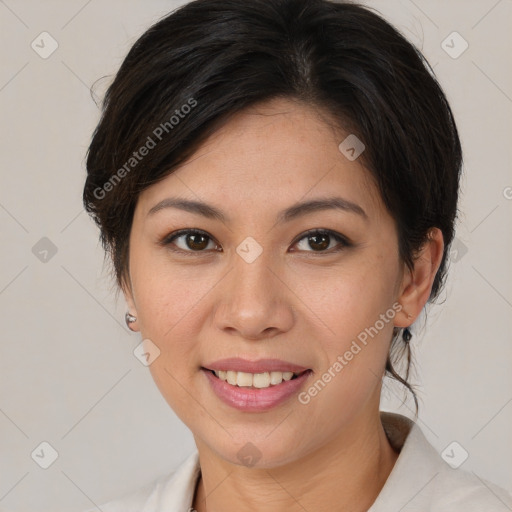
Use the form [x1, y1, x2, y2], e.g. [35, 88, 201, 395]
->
[89, 412, 512, 511]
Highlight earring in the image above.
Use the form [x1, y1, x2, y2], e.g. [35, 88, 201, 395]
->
[402, 311, 413, 342]
[125, 312, 137, 331]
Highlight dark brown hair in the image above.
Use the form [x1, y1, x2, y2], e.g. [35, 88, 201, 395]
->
[83, 0, 462, 409]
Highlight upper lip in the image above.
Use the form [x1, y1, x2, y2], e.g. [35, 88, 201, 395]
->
[202, 358, 309, 374]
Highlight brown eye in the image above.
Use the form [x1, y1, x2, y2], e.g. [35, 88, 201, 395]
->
[163, 229, 219, 253]
[307, 233, 330, 251]
[292, 229, 350, 253]
[185, 233, 209, 250]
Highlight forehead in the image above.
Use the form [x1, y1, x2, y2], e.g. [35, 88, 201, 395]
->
[136, 98, 383, 221]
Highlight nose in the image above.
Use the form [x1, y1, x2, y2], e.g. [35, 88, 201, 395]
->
[213, 252, 295, 341]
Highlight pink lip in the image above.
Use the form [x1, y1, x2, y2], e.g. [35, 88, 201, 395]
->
[201, 367, 312, 412]
[203, 357, 309, 373]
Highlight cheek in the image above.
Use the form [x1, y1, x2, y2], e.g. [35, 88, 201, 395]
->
[131, 247, 216, 341]
[136, 268, 208, 418]
[295, 253, 399, 344]
[294, 253, 399, 401]
[129, 250, 213, 394]
[295, 295, 396, 431]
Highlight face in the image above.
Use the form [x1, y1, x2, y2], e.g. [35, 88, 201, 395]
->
[125, 98, 409, 468]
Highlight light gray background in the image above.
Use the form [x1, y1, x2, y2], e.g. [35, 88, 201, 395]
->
[0, 0, 511, 510]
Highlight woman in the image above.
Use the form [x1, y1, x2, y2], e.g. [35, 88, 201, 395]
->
[83, 0, 512, 510]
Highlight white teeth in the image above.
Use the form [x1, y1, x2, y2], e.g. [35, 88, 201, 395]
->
[212, 369, 301, 388]
[270, 371, 283, 385]
[253, 372, 270, 388]
[236, 371, 253, 387]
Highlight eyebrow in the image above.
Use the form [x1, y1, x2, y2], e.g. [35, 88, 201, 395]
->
[147, 196, 367, 223]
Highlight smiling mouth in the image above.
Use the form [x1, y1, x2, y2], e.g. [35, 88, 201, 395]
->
[202, 368, 311, 389]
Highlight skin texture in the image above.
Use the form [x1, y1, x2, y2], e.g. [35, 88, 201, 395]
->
[123, 98, 444, 512]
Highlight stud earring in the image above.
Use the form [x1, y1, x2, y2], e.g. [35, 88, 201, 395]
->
[125, 312, 137, 331]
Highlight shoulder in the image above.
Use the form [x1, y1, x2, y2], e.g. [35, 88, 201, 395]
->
[429, 467, 512, 511]
[372, 412, 512, 511]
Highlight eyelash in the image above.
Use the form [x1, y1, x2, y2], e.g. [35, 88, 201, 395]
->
[160, 228, 351, 256]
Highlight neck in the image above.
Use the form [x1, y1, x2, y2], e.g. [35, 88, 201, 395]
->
[193, 410, 399, 512]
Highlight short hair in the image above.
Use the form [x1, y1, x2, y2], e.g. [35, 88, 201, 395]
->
[83, 0, 462, 407]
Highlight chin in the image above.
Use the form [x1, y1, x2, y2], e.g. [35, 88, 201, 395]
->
[201, 430, 310, 470]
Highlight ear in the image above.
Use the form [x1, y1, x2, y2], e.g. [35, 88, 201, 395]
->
[121, 274, 140, 332]
[394, 228, 444, 328]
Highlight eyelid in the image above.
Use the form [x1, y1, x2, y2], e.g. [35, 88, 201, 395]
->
[160, 227, 351, 255]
